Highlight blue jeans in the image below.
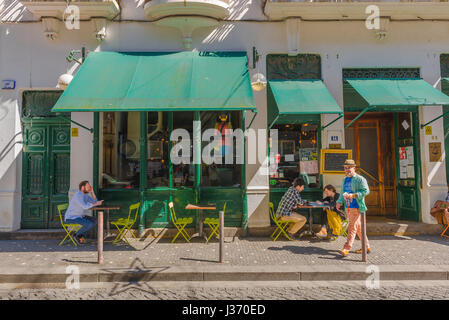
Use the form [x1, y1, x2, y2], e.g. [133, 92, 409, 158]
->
[65, 216, 97, 238]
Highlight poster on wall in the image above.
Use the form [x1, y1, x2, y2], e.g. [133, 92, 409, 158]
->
[300, 160, 318, 174]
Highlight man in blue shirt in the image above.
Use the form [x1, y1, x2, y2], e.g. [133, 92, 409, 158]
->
[276, 178, 307, 240]
[65, 180, 103, 244]
[336, 160, 370, 256]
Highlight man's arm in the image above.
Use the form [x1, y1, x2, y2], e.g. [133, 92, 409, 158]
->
[354, 175, 370, 199]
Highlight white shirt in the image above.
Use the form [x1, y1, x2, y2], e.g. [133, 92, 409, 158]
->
[65, 190, 96, 221]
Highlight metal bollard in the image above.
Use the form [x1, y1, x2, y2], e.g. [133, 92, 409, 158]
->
[219, 210, 224, 263]
[98, 211, 104, 264]
[361, 212, 367, 262]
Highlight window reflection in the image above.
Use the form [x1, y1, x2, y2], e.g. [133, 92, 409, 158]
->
[200, 111, 241, 187]
[147, 112, 169, 188]
[101, 112, 140, 189]
[270, 123, 320, 189]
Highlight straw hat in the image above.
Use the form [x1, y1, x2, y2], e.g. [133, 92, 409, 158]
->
[344, 159, 356, 167]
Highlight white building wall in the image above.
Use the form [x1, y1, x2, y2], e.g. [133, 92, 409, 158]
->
[1, 1, 448, 230]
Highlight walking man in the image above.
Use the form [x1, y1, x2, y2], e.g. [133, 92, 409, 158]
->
[276, 177, 307, 240]
[336, 160, 371, 256]
[65, 180, 103, 244]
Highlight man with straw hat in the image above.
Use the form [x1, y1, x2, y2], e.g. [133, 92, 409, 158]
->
[336, 159, 371, 257]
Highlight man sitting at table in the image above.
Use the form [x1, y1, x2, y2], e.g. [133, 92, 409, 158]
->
[65, 180, 103, 245]
[276, 177, 307, 240]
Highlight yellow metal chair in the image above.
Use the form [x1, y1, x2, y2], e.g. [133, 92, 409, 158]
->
[169, 202, 193, 243]
[111, 202, 141, 244]
[269, 202, 293, 241]
[57, 203, 82, 247]
[326, 208, 348, 239]
[204, 202, 226, 243]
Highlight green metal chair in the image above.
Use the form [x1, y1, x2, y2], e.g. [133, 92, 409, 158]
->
[169, 202, 193, 243]
[57, 203, 82, 247]
[111, 202, 140, 244]
[269, 202, 293, 241]
[204, 202, 226, 243]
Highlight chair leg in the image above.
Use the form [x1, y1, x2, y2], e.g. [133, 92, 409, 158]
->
[113, 225, 126, 244]
[441, 225, 449, 238]
[172, 224, 190, 243]
[206, 223, 219, 243]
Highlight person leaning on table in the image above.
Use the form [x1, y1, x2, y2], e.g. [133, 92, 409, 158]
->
[336, 159, 371, 256]
[275, 177, 307, 240]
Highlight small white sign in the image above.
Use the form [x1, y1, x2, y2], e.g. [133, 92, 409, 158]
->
[327, 130, 342, 146]
[401, 120, 410, 131]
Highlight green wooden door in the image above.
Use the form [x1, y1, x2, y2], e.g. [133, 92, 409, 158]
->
[395, 112, 421, 221]
[22, 120, 71, 229]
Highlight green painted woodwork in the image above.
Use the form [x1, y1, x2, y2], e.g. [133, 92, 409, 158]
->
[21, 119, 71, 229]
[266, 54, 321, 80]
[395, 112, 421, 221]
[93, 112, 99, 194]
[52, 51, 256, 112]
[345, 79, 449, 107]
[440, 55, 449, 185]
[199, 188, 244, 227]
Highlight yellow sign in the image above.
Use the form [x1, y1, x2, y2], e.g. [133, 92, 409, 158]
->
[71, 128, 79, 137]
[429, 142, 441, 162]
[320, 149, 353, 174]
[425, 126, 432, 135]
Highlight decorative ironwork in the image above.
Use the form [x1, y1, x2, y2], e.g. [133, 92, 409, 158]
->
[343, 68, 420, 79]
[22, 90, 65, 118]
[54, 153, 70, 195]
[440, 54, 449, 78]
[27, 153, 44, 195]
[267, 54, 321, 80]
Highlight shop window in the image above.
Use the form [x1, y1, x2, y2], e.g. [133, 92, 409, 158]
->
[397, 113, 415, 187]
[200, 111, 242, 187]
[172, 112, 195, 187]
[101, 112, 140, 189]
[270, 123, 320, 189]
[147, 112, 169, 188]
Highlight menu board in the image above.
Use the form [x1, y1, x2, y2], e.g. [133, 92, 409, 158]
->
[320, 149, 353, 174]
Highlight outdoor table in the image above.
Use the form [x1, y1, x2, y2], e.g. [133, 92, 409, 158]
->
[90, 205, 122, 264]
[297, 203, 330, 237]
[185, 203, 217, 238]
[185, 203, 225, 263]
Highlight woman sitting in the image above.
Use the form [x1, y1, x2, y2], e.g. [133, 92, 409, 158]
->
[315, 185, 346, 240]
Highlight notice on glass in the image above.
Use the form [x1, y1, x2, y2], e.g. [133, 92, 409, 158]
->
[405, 146, 414, 165]
[399, 158, 408, 179]
[300, 160, 318, 174]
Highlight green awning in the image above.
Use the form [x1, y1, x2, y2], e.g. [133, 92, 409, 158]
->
[346, 79, 449, 107]
[52, 51, 256, 112]
[267, 79, 341, 126]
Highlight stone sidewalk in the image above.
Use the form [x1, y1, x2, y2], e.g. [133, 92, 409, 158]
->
[0, 235, 448, 284]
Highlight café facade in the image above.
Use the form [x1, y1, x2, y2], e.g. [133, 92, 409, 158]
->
[1, 0, 449, 233]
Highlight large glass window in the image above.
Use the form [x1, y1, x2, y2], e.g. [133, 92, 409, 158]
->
[200, 111, 242, 187]
[101, 112, 140, 189]
[147, 112, 169, 188]
[270, 123, 320, 189]
[172, 112, 195, 187]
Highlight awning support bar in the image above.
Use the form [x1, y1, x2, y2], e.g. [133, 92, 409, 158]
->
[420, 110, 449, 129]
[268, 114, 279, 130]
[322, 113, 344, 131]
[345, 106, 376, 129]
[245, 110, 258, 130]
[57, 116, 93, 133]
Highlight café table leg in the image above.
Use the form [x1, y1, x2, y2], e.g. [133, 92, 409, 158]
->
[309, 208, 313, 234]
[199, 210, 204, 238]
[98, 211, 104, 264]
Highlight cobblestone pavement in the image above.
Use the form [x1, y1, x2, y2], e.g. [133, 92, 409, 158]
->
[1, 281, 449, 300]
[0, 235, 448, 268]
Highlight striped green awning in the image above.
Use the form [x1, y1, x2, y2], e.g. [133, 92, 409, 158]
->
[52, 51, 256, 112]
[267, 79, 342, 126]
[346, 79, 449, 107]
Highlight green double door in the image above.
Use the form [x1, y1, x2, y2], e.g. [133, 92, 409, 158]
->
[21, 119, 71, 229]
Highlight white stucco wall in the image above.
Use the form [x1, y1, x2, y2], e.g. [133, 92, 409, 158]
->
[1, 0, 449, 230]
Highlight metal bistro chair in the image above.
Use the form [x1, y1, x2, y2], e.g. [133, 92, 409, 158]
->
[111, 202, 141, 244]
[57, 203, 82, 247]
[269, 202, 293, 241]
[204, 202, 226, 243]
[169, 202, 193, 243]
